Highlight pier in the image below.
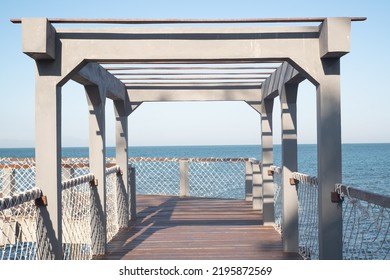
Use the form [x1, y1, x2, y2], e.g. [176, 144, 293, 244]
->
[2, 16, 389, 260]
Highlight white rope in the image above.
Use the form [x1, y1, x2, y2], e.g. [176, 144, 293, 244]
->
[61, 173, 95, 191]
[105, 165, 120, 175]
[0, 187, 42, 211]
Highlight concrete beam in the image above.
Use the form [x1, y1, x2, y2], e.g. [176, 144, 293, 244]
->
[127, 87, 262, 103]
[22, 18, 55, 60]
[319, 18, 351, 58]
[262, 62, 304, 100]
[74, 63, 126, 101]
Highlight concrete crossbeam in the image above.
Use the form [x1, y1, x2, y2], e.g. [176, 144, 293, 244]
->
[74, 63, 126, 101]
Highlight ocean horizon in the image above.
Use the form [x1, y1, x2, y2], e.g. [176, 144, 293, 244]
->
[1, 143, 389, 196]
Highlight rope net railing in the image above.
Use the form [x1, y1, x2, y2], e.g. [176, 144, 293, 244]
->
[129, 158, 180, 196]
[336, 184, 390, 260]
[270, 166, 319, 259]
[0, 187, 43, 260]
[293, 172, 319, 260]
[270, 166, 283, 234]
[106, 165, 121, 242]
[129, 157, 248, 199]
[61, 173, 94, 260]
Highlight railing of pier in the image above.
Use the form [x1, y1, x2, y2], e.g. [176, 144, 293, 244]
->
[61, 173, 95, 260]
[270, 166, 283, 234]
[336, 184, 390, 260]
[128, 157, 249, 199]
[271, 165, 390, 260]
[0, 158, 126, 260]
[0, 187, 43, 260]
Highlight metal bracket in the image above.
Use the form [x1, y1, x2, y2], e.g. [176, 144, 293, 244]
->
[290, 178, 298, 185]
[90, 178, 98, 187]
[331, 191, 343, 203]
[35, 195, 48, 207]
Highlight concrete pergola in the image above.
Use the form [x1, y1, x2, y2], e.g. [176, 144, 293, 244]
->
[13, 17, 365, 260]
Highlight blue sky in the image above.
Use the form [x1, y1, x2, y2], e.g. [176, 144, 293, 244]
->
[0, 0, 389, 147]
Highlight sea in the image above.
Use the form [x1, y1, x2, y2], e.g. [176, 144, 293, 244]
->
[0, 143, 389, 196]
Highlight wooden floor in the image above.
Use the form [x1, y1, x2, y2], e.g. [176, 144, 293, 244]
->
[102, 195, 301, 260]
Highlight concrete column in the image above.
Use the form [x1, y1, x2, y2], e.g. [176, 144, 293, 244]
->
[35, 77, 62, 260]
[317, 58, 343, 260]
[245, 160, 253, 201]
[179, 159, 189, 197]
[85, 85, 107, 256]
[114, 100, 130, 227]
[2, 168, 16, 197]
[252, 161, 263, 210]
[129, 167, 137, 221]
[261, 98, 275, 225]
[280, 83, 299, 252]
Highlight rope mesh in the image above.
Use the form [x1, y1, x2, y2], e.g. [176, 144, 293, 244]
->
[271, 167, 319, 259]
[129, 157, 247, 199]
[337, 184, 390, 260]
[129, 159, 180, 196]
[106, 165, 120, 242]
[270, 166, 283, 234]
[61, 174, 94, 260]
[189, 160, 245, 199]
[0, 188, 42, 260]
[293, 172, 319, 260]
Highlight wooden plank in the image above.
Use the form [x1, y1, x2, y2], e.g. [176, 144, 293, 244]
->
[101, 195, 301, 260]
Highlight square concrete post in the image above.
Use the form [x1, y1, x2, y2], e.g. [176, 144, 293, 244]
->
[180, 159, 189, 197]
[317, 58, 343, 260]
[245, 159, 253, 201]
[129, 167, 137, 221]
[35, 77, 62, 260]
[2, 168, 16, 196]
[261, 98, 275, 225]
[114, 100, 130, 226]
[280, 83, 299, 252]
[85, 85, 107, 256]
[252, 161, 263, 210]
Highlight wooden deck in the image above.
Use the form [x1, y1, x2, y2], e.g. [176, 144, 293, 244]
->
[102, 195, 301, 260]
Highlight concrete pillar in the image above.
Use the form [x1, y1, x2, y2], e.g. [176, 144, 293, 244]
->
[114, 99, 130, 227]
[280, 83, 299, 252]
[179, 159, 189, 197]
[35, 77, 62, 260]
[2, 168, 16, 196]
[245, 160, 253, 201]
[317, 58, 343, 260]
[85, 85, 107, 256]
[252, 161, 263, 210]
[261, 98, 275, 225]
[129, 167, 136, 221]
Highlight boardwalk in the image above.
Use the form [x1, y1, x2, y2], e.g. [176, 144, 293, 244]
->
[102, 195, 301, 260]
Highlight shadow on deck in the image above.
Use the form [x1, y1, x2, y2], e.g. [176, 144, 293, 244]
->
[102, 195, 301, 260]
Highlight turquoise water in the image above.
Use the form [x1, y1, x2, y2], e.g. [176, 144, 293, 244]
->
[0, 143, 389, 195]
